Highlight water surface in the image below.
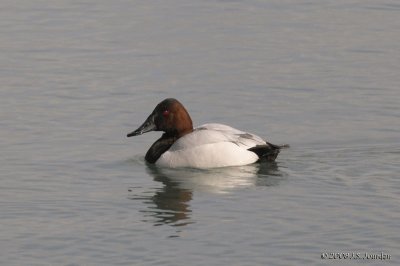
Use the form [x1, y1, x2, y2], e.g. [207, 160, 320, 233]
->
[1, 1, 399, 265]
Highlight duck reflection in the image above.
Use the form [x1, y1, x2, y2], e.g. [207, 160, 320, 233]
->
[145, 167, 193, 226]
[129, 162, 284, 227]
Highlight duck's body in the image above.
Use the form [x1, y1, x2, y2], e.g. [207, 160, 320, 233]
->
[155, 123, 280, 168]
[127, 98, 282, 169]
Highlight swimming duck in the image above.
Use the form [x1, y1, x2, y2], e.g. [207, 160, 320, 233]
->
[127, 98, 283, 168]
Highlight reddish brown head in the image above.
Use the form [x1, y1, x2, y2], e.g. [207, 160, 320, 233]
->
[127, 98, 193, 138]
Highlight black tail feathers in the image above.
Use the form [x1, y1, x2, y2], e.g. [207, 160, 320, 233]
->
[248, 142, 288, 161]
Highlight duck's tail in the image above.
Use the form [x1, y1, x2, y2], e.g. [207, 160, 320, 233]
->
[248, 142, 289, 161]
[278, 144, 290, 149]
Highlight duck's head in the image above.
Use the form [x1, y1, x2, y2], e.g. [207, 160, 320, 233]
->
[127, 98, 193, 138]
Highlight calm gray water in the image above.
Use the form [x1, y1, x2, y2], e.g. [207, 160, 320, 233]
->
[1, 1, 399, 265]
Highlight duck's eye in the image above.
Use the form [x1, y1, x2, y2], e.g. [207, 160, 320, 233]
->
[162, 110, 170, 117]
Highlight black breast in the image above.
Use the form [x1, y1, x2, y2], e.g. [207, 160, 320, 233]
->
[145, 134, 177, 163]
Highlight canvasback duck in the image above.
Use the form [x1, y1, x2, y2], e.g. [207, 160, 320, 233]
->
[127, 98, 283, 168]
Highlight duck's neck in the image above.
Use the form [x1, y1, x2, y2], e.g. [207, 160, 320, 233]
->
[177, 127, 193, 138]
[175, 107, 193, 138]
